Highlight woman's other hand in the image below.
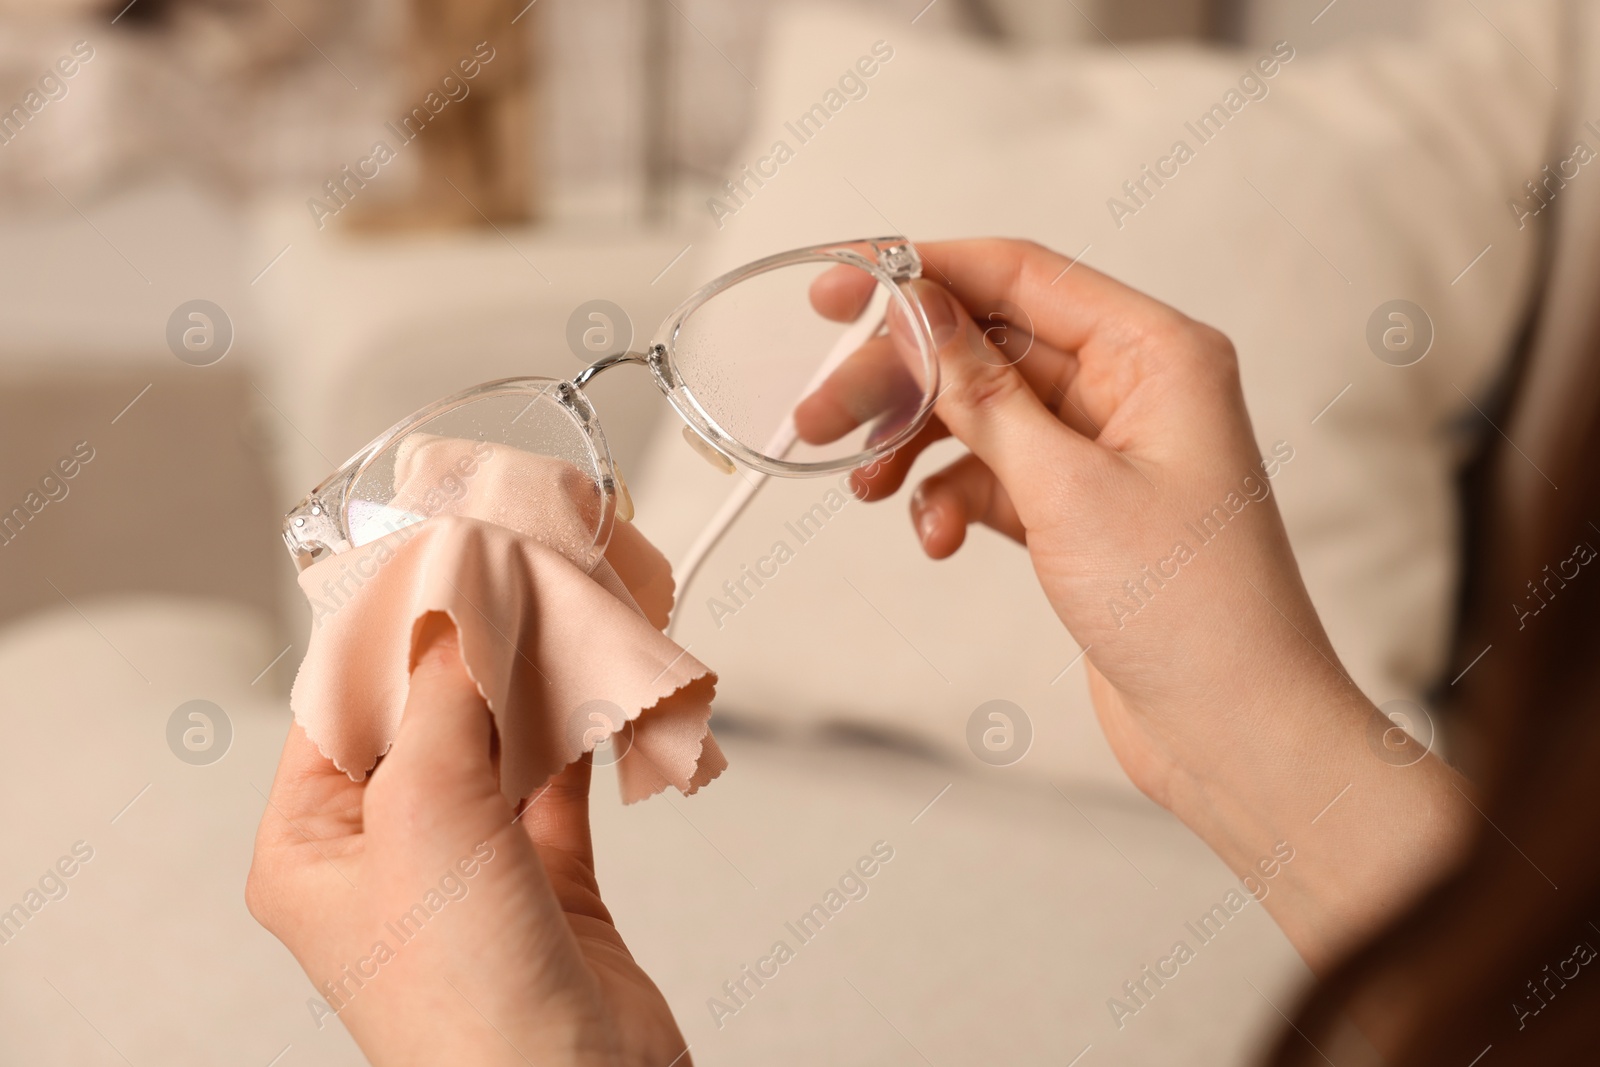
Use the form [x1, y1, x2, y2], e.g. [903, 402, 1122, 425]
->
[247, 614, 689, 1067]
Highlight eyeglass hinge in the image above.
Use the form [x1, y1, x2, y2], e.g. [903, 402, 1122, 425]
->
[646, 343, 674, 388]
[554, 379, 596, 422]
[873, 240, 921, 281]
[283, 494, 341, 571]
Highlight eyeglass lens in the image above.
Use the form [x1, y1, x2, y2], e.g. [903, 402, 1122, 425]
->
[669, 260, 931, 468]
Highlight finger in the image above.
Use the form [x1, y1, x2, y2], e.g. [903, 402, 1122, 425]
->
[267, 719, 350, 808]
[998, 334, 1098, 439]
[513, 756, 608, 922]
[800, 327, 1091, 462]
[379, 612, 501, 805]
[845, 325, 1097, 504]
[809, 264, 877, 322]
[919, 239, 1237, 434]
[256, 721, 364, 851]
[914, 238, 1187, 357]
[911, 453, 1025, 558]
[513, 754, 594, 867]
[949, 322, 1100, 441]
[792, 333, 927, 446]
[848, 416, 952, 501]
[900, 279, 1090, 496]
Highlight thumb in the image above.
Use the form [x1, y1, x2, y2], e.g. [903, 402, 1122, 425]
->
[515, 754, 596, 870]
[896, 280, 1083, 492]
[378, 612, 502, 806]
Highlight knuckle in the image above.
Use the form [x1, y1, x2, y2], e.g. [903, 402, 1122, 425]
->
[954, 360, 1029, 414]
[1128, 311, 1238, 372]
[1190, 320, 1237, 360]
[970, 237, 1039, 295]
[1186, 321, 1242, 384]
[987, 235, 1045, 257]
[979, 235, 1032, 258]
[1108, 313, 1180, 365]
[1143, 310, 1196, 349]
[244, 862, 281, 930]
[929, 458, 992, 512]
[918, 466, 957, 500]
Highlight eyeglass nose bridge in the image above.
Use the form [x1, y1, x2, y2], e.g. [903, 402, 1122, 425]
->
[571, 348, 651, 388]
[571, 344, 738, 476]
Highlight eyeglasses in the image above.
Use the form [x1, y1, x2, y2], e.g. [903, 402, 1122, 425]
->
[282, 236, 940, 613]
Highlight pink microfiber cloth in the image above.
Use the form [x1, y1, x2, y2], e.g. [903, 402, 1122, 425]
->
[289, 434, 725, 804]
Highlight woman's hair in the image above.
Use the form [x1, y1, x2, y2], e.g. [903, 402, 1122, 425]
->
[1267, 278, 1600, 1063]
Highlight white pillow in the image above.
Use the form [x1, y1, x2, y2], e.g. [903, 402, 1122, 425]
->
[631, 1, 1559, 790]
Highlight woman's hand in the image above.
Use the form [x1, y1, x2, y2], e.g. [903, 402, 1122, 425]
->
[808, 239, 1474, 971]
[810, 238, 1348, 798]
[247, 614, 689, 1067]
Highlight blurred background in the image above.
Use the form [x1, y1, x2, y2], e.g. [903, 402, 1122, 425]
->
[0, 0, 1567, 1063]
[0, 0, 1447, 638]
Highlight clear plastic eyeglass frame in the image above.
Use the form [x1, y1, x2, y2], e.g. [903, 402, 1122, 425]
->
[282, 236, 939, 627]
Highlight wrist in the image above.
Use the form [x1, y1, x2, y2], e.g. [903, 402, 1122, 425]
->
[346, 989, 610, 1067]
[1162, 665, 1473, 972]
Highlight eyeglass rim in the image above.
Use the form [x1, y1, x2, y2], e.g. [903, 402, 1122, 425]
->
[281, 236, 937, 569]
[281, 376, 620, 572]
[649, 236, 940, 477]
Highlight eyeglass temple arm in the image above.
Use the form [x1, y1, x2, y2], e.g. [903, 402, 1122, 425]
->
[667, 466, 770, 638]
[666, 301, 888, 637]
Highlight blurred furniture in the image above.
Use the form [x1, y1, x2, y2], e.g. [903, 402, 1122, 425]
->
[244, 216, 696, 494]
[0, 181, 283, 636]
[1233, 0, 1447, 49]
[589, 0, 1231, 222]
[0, 599, 1305, 1065]
[345, 0, 542, 229]
[0, 367, 281, 633]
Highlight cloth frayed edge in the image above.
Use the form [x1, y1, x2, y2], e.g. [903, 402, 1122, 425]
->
[294, 605, 721, 803]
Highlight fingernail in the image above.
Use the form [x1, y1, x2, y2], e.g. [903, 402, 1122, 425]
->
[923, 288, 958, 349]
[419, 638, 454, 666]
[916, 502, 939, 546]
[897, 282, 957, 350]
[412, 612, 460, 671]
